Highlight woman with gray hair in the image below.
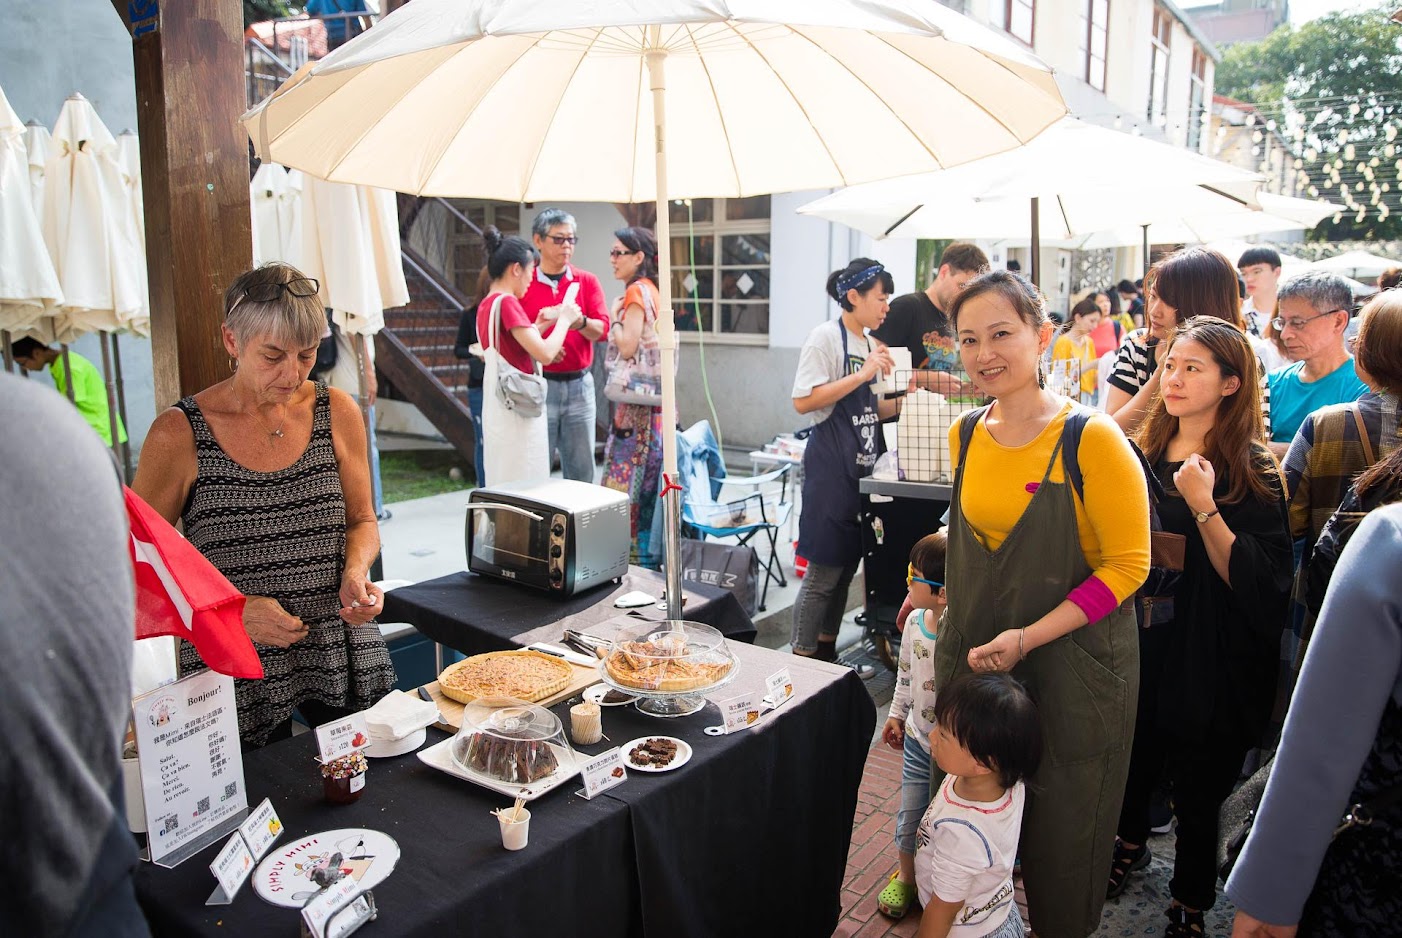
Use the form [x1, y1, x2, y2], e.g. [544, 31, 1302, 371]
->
[133, 263, 395, 748]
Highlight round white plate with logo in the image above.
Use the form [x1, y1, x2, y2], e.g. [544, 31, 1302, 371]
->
[252, 828, 399, 907]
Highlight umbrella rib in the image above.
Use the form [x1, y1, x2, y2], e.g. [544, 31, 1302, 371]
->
[519, 27, 606, 201]
[883, 204, 924, 237]
[686, 24, 744, 197]
[1197, 184, 1253, 207]
[1057, 195, 1072, 239]
[628, 26, 646, 203]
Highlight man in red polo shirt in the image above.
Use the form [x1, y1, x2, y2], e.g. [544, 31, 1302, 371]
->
[521, 208, 610, 482]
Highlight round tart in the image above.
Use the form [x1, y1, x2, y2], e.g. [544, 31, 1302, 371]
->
[438, 650, 572, 704]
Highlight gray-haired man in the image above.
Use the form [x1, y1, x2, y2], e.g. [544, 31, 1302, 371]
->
[521, 208, 610, 482]
[1266, 272, 1369, 455]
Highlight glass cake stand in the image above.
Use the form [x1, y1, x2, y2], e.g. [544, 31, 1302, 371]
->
[597, 620, 739, 718]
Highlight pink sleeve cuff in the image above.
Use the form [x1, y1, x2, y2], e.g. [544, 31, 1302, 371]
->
[1068, 576, 1118, 624]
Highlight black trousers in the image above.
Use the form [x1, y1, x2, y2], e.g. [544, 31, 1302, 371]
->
[1117, 628, 1248, 911]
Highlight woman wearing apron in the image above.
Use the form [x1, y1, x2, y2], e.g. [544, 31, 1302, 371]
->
[791, 258, 900, 673]
[939, 270, 1150, 937]
[476, 226, 580, 486]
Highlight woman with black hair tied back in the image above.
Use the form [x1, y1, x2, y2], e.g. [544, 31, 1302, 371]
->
[789, 258, 900, 675]
[476, 225, 581, 486]
[603, 226, 668, 567]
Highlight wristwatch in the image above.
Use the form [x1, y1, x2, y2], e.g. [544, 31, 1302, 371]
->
[1194, 507, 1220, 523]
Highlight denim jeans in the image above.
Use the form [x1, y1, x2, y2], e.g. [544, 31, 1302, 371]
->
[896, 731, 933, 854]
[545, 372, 597, 483]
[467, 385, 485, 489]
[789, 560, 858, 654]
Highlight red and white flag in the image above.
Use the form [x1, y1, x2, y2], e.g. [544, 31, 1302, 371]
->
[125, 487, 262, 679]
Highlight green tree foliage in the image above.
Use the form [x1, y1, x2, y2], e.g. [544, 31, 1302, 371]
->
[244, 1, 300, 28]
[1215, 5, 1402, 240]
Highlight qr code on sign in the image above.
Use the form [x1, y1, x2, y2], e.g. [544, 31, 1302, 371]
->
[222, 781, 237, 801]
[159, 814, 178, 836]
[196, 796, 210, 816]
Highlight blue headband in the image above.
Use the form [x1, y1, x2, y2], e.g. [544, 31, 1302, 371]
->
[837, 264, 884, 298]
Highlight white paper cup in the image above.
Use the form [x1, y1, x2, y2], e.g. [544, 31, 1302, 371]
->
[570, 702, 603, 744]
[498, 807, 531, 850]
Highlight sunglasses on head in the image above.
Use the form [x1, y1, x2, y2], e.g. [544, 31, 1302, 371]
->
[240, 277, 320, 304]
[907, 564, 942, 590]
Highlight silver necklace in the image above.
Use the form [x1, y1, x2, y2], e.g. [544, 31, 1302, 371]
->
[238, 392, 287, 439]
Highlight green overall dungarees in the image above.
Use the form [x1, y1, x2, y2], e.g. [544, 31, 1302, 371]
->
[934, 408, 1139, 938]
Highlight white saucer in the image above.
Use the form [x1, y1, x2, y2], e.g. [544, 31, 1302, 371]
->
[584, 684, 637, 707]
[621, 736, 692, 773]
[364, 727, 427, 758]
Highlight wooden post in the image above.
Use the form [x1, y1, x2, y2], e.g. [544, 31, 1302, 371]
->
[113, 0, 252, 408]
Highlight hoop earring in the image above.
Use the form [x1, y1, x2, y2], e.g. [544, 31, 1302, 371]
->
[229, 357, 238, 373]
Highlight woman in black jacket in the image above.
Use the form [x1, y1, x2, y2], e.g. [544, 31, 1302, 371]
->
[1107, 318, 1293, 937]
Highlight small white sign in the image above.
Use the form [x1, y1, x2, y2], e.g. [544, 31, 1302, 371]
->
[300, 875, 360, 938]
[718, 692, 764, 734]
[132, 670, 247, 868]
[207, 831, 254, 904]
[315, 714, 371, 764]
[238, 798, 283, 860]
[764, 668, 795, 709]
[578, 747, 627, 800]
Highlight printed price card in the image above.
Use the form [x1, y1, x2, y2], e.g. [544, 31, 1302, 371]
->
[764, 668, 795, 709]
[578, 748, 627, 800]
[718, 692, 763, 734]
[238, 798, 283, 860]
[300, 876, 361, 938]
[207, 831, 254, 904]
[132, 670, 248, 868]
[315, 714, 371, 764]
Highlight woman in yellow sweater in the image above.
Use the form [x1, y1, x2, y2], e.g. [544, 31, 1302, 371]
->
[934, 270, 1150, 938]
[1051, 297, 1102, 405]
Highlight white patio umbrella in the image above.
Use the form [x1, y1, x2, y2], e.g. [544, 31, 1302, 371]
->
[41, 93, 148, 469]
[250, 162, 304, 268]
[241, 0, 1068, 615]
[0, 85, 63, 371]
[1306, 249, 1398, 280]
[23, 118, 50, 219]
[1076, 192, 1341, 248]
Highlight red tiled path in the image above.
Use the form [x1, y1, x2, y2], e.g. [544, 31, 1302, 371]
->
[833, 743, 922, 938]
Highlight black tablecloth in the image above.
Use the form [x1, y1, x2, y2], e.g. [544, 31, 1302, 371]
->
[133, 643, 875, 938]
[381, 566, 757, 655]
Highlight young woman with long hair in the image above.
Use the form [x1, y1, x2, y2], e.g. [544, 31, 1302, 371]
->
[1050, 297, 1102, 405]
[937, 269, 1149, 937]
[1106, 247, 1270, 436]
[1108, 318, 1293, 937]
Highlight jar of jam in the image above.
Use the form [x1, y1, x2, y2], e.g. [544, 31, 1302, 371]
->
[320, 751, 369, 805]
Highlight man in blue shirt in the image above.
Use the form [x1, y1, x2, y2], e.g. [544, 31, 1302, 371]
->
[1266, 271, 1369, 455]
[307, 0, 369, 50]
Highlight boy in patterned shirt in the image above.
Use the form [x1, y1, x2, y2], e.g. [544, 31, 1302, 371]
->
[877, 532, 948, 919]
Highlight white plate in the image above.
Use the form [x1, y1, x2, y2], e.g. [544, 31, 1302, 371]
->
[621, 736, 692, 773]
[253, 828, 399, 908]
[364, 726, 427, 758]
[416, 737, 579, 801]
[583, 683, 637, 707]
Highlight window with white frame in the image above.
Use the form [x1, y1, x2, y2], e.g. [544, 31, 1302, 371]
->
[669, 196, 771, 338]
[1080, 0, 1108, 92]
[1187, 48, 1208, 149]
[1147, 8, 1171, 127]
[987, 0, 1035, 45]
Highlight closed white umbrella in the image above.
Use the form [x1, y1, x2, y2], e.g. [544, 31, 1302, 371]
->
[23, 119, 50, 219]
[0, 85, 63, 366]
[298, 174, 408, 332]
[241, 0, 1068, 615]
[1306, 249, 1398, 280]
[250, 162, 304, 269]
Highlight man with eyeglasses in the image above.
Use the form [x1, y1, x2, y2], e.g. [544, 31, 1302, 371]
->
[1264, 272, 1369, 456]
[521, 208, 609, 482]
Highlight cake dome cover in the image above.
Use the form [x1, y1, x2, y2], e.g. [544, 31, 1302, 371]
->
[449, 697, 575, 783]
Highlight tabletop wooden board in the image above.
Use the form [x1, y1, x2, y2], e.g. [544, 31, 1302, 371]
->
[421, 661, 601, 731]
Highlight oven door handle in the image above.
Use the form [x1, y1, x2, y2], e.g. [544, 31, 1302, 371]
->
[467, 502, 545, 522]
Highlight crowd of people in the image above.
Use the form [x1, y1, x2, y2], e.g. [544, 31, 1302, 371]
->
[824, 244, 1401, 938]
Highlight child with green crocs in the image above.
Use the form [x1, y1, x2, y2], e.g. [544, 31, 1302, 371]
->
[877, 532, 948, 919]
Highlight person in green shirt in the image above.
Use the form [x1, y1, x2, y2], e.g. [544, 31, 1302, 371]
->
[10, 337, 127, 447]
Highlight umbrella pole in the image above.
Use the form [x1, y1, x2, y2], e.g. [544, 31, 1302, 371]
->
[59, 345, 76, 403]
[354, 334, 384, 581]
[646, 37, 684, 622]
[1029, 197, 1041, 288]
[1142, 224, 1150, 281]
[111, 332, 134, 479]
[98, 332, 126, 483]
[1, 330, 12, 373]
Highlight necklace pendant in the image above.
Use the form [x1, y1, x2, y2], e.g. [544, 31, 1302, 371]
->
[271, 428, 285, 439]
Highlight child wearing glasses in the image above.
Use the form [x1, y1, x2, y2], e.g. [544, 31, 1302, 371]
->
[877, 532, 948, 919]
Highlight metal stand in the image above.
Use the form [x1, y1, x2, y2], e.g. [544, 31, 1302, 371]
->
[59, 345, 76, 402]
[1, 330, 12, 373]
[112, 331, 134, 478]
[1030, 197, 1041, 288]
[99, 332, 126, 483]
[354, 334, 384, 581]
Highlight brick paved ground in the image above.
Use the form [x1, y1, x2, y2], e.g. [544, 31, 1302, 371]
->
[833, 742, 920, 938]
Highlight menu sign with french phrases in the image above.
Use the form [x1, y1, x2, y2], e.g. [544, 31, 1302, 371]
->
[132, 670, 248, 867]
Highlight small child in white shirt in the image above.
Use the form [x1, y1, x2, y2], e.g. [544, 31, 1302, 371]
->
[877, 533, 948, 919]
[915, 673, 1043, 938]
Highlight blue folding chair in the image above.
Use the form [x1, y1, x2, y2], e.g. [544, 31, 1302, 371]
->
[681, 463, 793, 611]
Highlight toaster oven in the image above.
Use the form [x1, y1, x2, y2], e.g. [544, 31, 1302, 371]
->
[466, 479, 631, 596]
